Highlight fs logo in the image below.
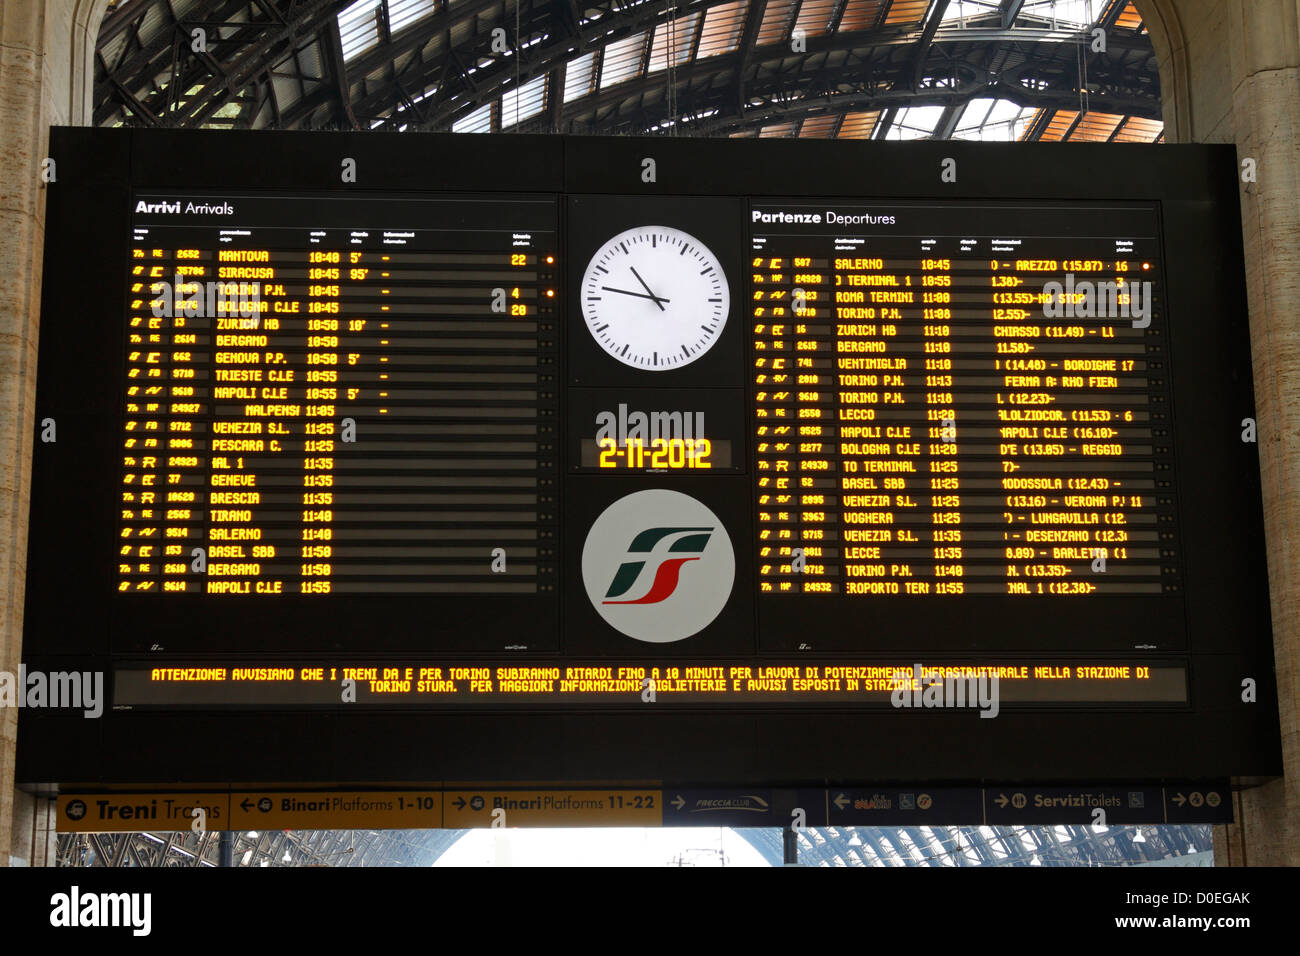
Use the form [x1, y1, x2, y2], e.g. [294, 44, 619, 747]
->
[582, 490, 734, 643]
[602, 527, 713, 605]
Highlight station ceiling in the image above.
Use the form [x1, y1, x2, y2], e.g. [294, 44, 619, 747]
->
[94, 0, 1163, 141]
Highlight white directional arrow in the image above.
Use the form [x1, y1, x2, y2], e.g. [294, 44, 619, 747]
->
[995, 793, 1009, 808]
[1172, 793, 1186, 807]
[671, 795, 685, 811]
[834, 793, 849, 810]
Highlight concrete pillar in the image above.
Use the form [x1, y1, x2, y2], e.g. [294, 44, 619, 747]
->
[9, 788, 56, 865]
[0, 0, 107, 866]
[1142, 0, 1300, 865]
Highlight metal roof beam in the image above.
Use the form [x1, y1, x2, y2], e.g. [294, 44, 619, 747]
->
[110, 74, 164, 125]
[736, 0, 767, 113]
[98, 0, 178, 45]
[592, 49, 1155, 136]
[324, 13, 361, 128]
[96, 0, 258, 106]
[931, 100, 963, 138]
[100, 0, 1154, 130]
[910, 0, 950, 90]
[281, 0, 521, 127]
[180, 0, 356, 129]
[386, 0, 719, 128]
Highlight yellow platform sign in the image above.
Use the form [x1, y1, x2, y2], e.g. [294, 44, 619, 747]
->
[442, 789, 662, 827]
[58, 793, 229, 833]
[228, 791, 442, 830]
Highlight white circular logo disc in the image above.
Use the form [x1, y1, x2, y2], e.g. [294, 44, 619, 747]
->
[581, 489, 735, 643]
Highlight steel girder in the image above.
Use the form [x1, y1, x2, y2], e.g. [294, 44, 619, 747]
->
[95, 0, 361, 129]
[56, 828, 471, 867]
[551, 37, 1156, 137]
[56, 822, 1212, 867]
[93, 0, 1159, 139]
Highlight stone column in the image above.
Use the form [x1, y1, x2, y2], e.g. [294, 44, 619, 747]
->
[1220, 0, 1300, 868]
[9, 788, 56, 865]
[1144, 0, 1300, 866]
[0, 0, 105, 866]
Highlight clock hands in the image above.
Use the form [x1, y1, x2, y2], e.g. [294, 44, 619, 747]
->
[598, 266, 670, 310]
[629, 266, 667, 312]
[599, 285, 671, 307]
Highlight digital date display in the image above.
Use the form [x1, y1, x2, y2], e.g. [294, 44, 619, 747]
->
[568, 387, 747, 474]
[580, 437, 733, 470]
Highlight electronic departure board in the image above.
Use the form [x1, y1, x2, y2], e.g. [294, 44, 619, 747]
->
[19, 130, 1280, 790]
[119, 193, 557, 599]
[750, 203, 1172, 598]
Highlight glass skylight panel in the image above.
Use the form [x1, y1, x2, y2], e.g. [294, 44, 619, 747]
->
[799, 114, 837, 137]
[698, 1, 745, 57]
[599, 32, 646, 89]
[648, 13, 700, 72]
[563, 52, 596, 102]
[838, 0, 885, 31]
[940, 0, 1001, 24]
[757, 0, 798, 45]
[884, 0, 931, 25]
[338, 0, 382, 62]
[1113, 115, 1164, 142]
[882, 104, 947, 139]
[500, 74, 546, 127]
[793, 0, 838, 38]
[451, 101, 491, 133]
[1114, 1, 1143, 29]
[1068, 110, 1123, 140]
[951, 98, 1036, 140]
[386, 0, 437, 34]
[837, 110, 879, 138]
[1022, 0, 1100, 28]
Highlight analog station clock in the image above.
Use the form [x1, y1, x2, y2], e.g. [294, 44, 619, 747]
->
[580, 225, 729, 369]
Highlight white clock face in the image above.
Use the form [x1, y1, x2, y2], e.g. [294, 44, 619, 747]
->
[581, 225, 729, 370]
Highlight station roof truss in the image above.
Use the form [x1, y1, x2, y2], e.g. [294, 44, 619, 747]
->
[56, 822, 1210, 866]
[55, 826, 468, 867]
[745, 821, 1212, 867]
[94, 0, 1163, 141]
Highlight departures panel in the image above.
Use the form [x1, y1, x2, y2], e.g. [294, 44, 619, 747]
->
[750, 202, 1184, 651]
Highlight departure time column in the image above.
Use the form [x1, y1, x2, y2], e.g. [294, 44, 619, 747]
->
[921, 256, 964, 594]
[301, 249, 343, 594]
